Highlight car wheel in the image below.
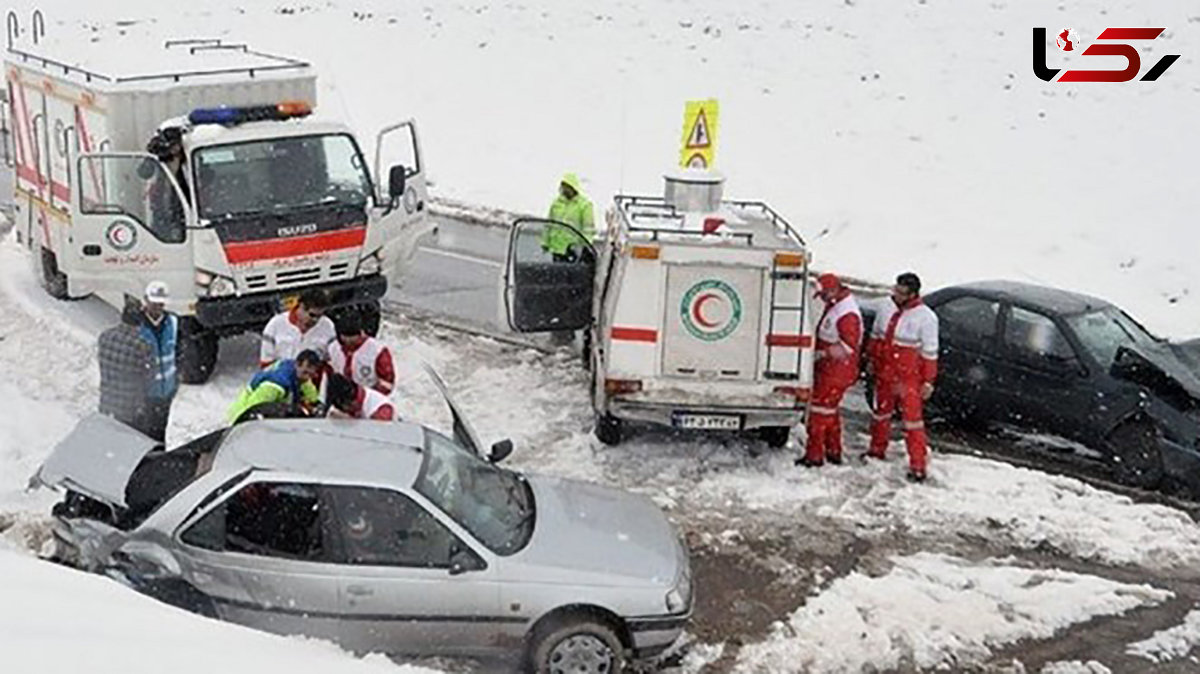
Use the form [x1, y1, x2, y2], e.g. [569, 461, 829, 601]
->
[39, 247, 70, 300]
[594, 412, 623, 446]
[177, 317, 219, 384]
[1107, 419, 1164, 489]
[758, 426, 791, 449]
[530, 618, 625, 674]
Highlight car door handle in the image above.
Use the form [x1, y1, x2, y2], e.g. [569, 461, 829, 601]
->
[82, 244, 101, 256]
[346, 585, 374, 597]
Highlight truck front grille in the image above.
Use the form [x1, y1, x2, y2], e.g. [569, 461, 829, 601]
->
[276, 267, 323, 287]
[245, 274, 269, 291]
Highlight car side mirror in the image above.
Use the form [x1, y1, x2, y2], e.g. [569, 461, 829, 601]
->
[448, 546, 484, 576]
[488, 439, 514, 464]
[388, 165, 407, 203]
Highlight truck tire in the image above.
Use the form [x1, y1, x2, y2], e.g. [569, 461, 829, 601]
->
[39, 248, 70, 300]
[759, 426, 791, 449]
[177, 317, 219, 384]
[594, 413, 623, 446]
[1107, 419, 1164, 489]
[360, 300, 382, 337]
[528, 617, 626, 674]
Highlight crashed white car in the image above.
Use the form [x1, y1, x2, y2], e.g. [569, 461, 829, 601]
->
[33, 379, 692, 673]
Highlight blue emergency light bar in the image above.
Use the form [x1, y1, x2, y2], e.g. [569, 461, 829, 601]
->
[188, 101, 313, 126]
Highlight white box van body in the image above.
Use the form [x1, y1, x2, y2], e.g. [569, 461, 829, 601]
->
[505, 171, 814, 446]
[6, 30, 429, 381]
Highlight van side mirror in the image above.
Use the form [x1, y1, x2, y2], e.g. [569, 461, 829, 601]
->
[488, 439, 514, 464]
[388, 165, 407, 202]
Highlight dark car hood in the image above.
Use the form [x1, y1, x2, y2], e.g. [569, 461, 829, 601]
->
[1169, 338, 1200, 374]
[1114, 342, 1200, 409]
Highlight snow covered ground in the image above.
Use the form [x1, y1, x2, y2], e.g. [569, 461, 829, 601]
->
[0, 543, 439, 674]
[5, 0, 1197, 336]
[1126, 607, 1200, 665]
[4, 234, 1200, 671]
[737, 552, 1170, 672]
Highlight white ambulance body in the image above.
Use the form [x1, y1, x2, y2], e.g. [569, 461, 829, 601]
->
[6, 29, 428, 382]
[504, 171, 814, 446]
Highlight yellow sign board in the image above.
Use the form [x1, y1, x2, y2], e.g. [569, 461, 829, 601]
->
[679, 99, 720, 169]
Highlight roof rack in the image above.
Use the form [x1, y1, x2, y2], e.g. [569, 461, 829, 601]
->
[613, 193, 806, 248]
[4, 13, 309, 85]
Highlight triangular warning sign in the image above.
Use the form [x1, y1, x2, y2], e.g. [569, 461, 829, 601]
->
[686, 109, 711, 149]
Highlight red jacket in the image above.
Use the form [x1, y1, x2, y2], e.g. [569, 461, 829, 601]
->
[867, 297, 939, 384]
[815, 292, 863, 379]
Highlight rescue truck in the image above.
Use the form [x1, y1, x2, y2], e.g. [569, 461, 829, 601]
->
[5, 16, 429, 383]
[504, 170, 814, 446]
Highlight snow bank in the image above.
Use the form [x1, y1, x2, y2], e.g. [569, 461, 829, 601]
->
[0, 546, 438, 674]
[7, 0, 1198, 335]
[1126, 607, 1200, 664]
[697, 451, 1200, 570]
[737, 552, 1169, 673]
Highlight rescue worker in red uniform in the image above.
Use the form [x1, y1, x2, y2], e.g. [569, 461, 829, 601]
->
[798, 273, 862, 467]
[867, 272, 939, 481]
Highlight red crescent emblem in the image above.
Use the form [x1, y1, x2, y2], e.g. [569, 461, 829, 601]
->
[692, 293, 720, 328]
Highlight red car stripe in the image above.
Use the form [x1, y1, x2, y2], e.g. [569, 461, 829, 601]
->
[766, 334, 814, 348]
[611, 327, 658, 343]
[223, 227, 366, 264]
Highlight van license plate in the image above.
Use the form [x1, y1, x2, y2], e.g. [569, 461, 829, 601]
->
[673, 414, 742, 430]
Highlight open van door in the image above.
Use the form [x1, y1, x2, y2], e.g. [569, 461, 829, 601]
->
[68, 152, 193, 303]
[371, 120, 432, 266]
[504, 218, 596, 333]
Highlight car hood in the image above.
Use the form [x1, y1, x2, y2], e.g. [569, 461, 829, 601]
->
[1125, 342, 1200, 400]
[513, 476, 683, 586]
[31, 414, 160, 508]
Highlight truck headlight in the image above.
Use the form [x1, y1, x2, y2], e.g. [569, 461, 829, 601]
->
[195, 270, 236, 298]
[358, 251, 383, 276]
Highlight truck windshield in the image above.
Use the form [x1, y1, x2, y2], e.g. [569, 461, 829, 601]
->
[193, 133, 372, 219]
[414, 430, 535, 556]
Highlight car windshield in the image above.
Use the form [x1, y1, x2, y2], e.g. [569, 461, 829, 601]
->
[193, 133, 372, 219]
[414, 430, 534, 555]
[1067, 308, 1158, 369]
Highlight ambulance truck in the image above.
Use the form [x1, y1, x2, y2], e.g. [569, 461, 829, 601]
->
[504, 171, 814, 446]
[6, 29, 429, 382]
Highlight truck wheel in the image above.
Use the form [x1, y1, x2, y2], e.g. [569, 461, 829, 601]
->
[39, 248, 70, 300]
[177, 318, 219, 384]
[1107, 419, 1164, 489]
[528, 617, 625, 674]
[594, 413, 623, 446]
[759, 426, 791, 449]
[361, 300, 382, 337]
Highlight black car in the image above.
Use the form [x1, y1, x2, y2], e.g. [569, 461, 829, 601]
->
[867, 281, 1200, 491]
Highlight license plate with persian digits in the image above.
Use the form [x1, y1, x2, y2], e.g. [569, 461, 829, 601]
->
[673, 414, 742, 430]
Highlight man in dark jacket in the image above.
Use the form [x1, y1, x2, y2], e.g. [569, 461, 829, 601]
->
[98, 297, 157, 439]
[97, 282, 180, 443]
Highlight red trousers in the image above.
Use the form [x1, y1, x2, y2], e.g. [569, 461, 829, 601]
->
[805, 361, 857, 463]
[869, 375, 928, 473]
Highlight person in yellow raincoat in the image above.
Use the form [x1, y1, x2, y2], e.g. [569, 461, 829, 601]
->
[543, 173, 595, 261]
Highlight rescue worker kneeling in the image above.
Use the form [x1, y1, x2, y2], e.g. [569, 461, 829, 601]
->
[228, 350, 324, 424]
[798, 273, 862, 467]
[325, 373, 398, 421]
[866, 272, 940, 482]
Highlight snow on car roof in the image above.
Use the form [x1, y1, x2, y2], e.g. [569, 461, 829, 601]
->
[949, 281, 1114, 316]
[214, 419, 427, 486]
